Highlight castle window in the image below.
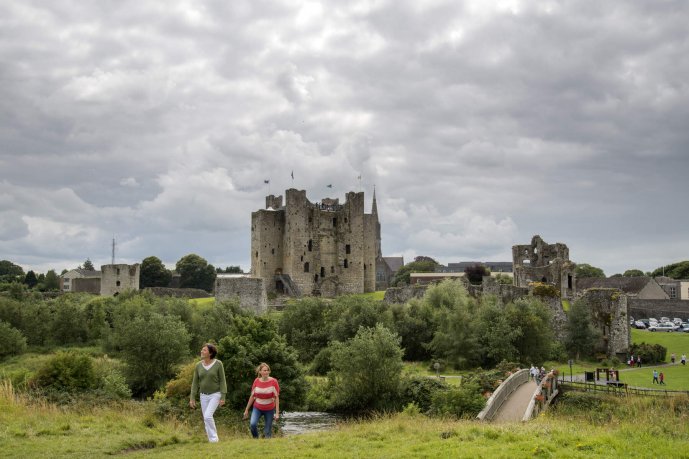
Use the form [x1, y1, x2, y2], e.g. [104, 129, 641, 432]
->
[301, 255, 303, 262]
[116, 268, 120, 275]
[345, 244, 351, 254]
[321, 267, 325, 278]
[304, 262, 310, 273]
[309, 216, 312, 223]
[314, 274, 319, 282]
[344, 259, 348, 268]
[271, 248, 275, 255]
[333, 218, 337, 227]
[345, 218, 347, 223]
[255, 251, 258, 258]
[568, 275, 573, 289]
[364, 264, 366, 270]
[308, 240, 313, 251]
[331, 266, 334, 273]
[116, 281, 121, 286]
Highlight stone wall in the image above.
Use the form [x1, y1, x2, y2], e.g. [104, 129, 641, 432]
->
[72, 278, 101, 294]
[215, 277, 267, 314]
[100, 264, 140, 297]
[482, 277, 530, 305]
[145, 287, 211, 298]
[580, 288, 630, 358]
[628, 299, 689, 320]
[383, 285, 428, 304]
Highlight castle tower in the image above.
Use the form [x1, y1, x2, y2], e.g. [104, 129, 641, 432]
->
[250, 188, 379, 297]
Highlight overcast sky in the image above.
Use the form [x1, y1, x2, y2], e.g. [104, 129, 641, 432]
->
[2, 1, 688, 277]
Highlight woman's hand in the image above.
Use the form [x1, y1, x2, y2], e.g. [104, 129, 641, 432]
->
[219, 399, 225, 407]
[243, 409, 249, 420]
[189, 399, 196, 409]
[275, 412, 280, 420]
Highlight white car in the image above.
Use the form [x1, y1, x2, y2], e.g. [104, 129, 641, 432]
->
[648, 323, 677, 332]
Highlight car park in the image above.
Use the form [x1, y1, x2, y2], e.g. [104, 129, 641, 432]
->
[633, 320, 646, 329]
[648, 323, 677, 332]
[660, 317, 670, 323]
[673, 318, 683, 325]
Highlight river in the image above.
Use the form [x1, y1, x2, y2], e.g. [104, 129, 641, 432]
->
[280, 411, 341, 436]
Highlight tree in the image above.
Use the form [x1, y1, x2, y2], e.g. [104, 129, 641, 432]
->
[464, 264, 489, 285]
[176, 254, 216, 291]
[140, 256, 172, 288]
[218, 315, 306, 410]
[0, 260, 24, 283]
[216, 266, 243, 273]
[0, 321, 27, 359]
[114, 312, 191, 397]
[623, 269, 644, 277]
[506, 297, 553, 365]
[328, 324, 404, 413]
[83, 258, 95, 271]
[278, 298, 330, 363]
[575, 263, 605, 279]
[565, 298, 601, 360]
[23, 270, 38, 289]
[391, 257, 439, 286]
[651, 261, 689, 279]
[475, 297, 521, 366]
[44, 269, 60, 291]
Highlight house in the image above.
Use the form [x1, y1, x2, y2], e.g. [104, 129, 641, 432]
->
[376, 256, 404, 290]
[577, 276, 669, 300]
[437, 261, 513, 273]
[655, 277, 689, 300]
[60, 269, 101, 294]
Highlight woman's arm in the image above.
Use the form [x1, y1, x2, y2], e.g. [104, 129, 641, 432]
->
[274, 395, 280, 419]
[243, 395, 255, 419]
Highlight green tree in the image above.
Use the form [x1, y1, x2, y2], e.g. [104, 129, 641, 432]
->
[216, 266, 243, 273]
[565, 298, 601, 360]
[0, 321, 27, 359]
[0, 260, 24, 283]
[388, 299, 436, 361]
[391, 257, 439, 286]
[475, 296, 521, 366]
[83, 258, 95, 271]
[176, 254, 216, 291]
[23, 270, 38, 289]
[506, 297, 553, 365]
[140, 256, 172, 288]
[278, 298, 330, 363]
[327, 295, 390, 343]
[218, 315, 306, 410]
[464, 264, 489, 285]
[114, 312, 191, 397]
[575, 263, 605, 279]
[651, 261, 689, 279]
[623, 269, 644, 277]
[328, 324, 404, 413]
[44, 270, 60, 291]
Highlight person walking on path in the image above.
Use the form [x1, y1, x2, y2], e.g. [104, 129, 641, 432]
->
[190, 343, 227, 443]
[652, 370, 659, 384]
[637, 356, 642, 368]
[659, 372, 666, 385]
[682, 354, 687, 366]
[671, 353, 676, 364]
[243, 362, 280, 439]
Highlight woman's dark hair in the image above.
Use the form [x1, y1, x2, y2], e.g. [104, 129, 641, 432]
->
[204, 343, 218, 359]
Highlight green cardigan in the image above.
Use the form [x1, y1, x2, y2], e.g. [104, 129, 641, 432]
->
[190, 360, 228, 402]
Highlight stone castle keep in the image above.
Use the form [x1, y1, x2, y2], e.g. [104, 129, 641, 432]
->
[250, 188, 380, 297]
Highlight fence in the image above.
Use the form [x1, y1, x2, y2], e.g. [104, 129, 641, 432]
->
[522, 370, 559, 421]
[559, 380, 689, 397]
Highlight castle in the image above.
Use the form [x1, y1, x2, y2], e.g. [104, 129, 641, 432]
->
[250, 188, 381, 297]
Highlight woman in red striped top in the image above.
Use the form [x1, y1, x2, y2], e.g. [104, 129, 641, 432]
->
[243, 362, 280, 438]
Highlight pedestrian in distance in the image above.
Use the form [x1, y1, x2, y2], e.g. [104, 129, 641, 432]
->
[243, 362, 280, 439]
[671, 352, 676, 364]
[190, 343, 227, 443]
[652, 369, 659, 384]
[682, 354, 687, 366]
[637, 356, 642, 368]
[659, 372, 666, 385]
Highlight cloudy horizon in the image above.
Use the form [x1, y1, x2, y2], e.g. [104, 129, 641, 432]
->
[2, 1, 688, 278]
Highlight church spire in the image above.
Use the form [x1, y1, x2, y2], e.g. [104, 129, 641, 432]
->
[372, 185, 378, 216]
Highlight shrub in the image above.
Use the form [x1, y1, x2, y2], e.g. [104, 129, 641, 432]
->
[93, 357, 132, 399]
[304, 378, 331, 411]
[309, 347, 333, 376]
[328, 324, 404, 413]
[0, 321, 27, 359]
[399, 376, 447, 412]
[429, 382, 486, 418]
[32, 351, 97, 392]
[629, 343, 666, 365]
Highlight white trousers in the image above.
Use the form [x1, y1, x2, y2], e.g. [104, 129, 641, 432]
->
[200, 392, 222, 442]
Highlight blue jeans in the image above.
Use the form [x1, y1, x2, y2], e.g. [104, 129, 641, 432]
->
[250, 407, 275, 438]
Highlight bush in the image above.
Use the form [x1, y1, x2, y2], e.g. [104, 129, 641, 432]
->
[429, 382, 486, 418]
[0, 321, 27, 359]
[32, 351, 97, 392]
[399, 376, 447, 412]
[309, 347, 333, 376]
[93, 357, 132, 399]
[328, 324, 404, 413]
[629, 343, 667, 365]
[304, 378, 331, 411]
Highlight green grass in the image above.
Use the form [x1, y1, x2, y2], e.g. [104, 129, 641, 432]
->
[631, 328, 689, 363]
[352, 291, 386, 301]
[188, 297, 215, 307]
[3, 381, 689, 459]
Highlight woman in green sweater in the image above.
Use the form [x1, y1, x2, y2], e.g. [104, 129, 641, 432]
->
[189, 343, 228, 443]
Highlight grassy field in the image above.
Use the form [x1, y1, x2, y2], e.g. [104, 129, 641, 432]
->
[188, 297, 215, 307]
[631, 328, 689, 363]
[3, 379, 689, 458]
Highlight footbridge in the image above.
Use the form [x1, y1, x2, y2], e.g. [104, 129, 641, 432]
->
[476, 369, 559, 422]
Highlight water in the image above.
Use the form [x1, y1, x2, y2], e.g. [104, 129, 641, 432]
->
[280, 411, 341, 436]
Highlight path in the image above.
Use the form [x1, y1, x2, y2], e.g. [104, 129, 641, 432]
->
[492, 379, 537, 422]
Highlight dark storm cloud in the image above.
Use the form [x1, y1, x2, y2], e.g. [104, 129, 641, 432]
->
[1, 0, 687, 276]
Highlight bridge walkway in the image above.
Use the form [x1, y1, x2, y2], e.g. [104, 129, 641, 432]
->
[492, 379, 537, 422]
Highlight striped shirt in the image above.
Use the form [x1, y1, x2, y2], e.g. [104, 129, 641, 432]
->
[251, 377, 280, 411]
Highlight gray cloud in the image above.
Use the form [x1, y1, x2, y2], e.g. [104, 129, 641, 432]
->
[1, 0, 688, 276]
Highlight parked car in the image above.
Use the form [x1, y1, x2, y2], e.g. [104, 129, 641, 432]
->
[660, 317, 670, 323]
[640, 319, 651, 328]
[673, 318, 683, 325]
[648, 323, 677, 332]
[633, 320, 647, 329]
